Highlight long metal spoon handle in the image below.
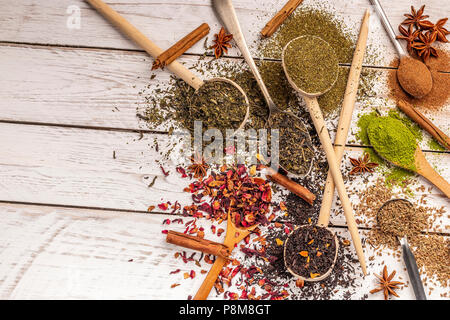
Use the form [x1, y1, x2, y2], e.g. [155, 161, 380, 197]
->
[399, 237, 427, 300]
[368, 0, 405, 57]
[212, 0, 277, 112]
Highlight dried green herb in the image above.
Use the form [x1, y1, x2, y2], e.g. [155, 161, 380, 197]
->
[268, 112, 314, 175]
[283, 36, 339, 94]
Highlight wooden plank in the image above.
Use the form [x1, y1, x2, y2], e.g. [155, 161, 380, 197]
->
[0, 123, 448, 231]
[0, 202, 447, 299]
[1, 0, 448, 67]
[1, 44, 449, 135]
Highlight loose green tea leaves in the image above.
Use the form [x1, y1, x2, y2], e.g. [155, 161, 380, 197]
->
[283, 35, 339, 94]
[268, 112, 314, 176]
[187, 80, 248, 135]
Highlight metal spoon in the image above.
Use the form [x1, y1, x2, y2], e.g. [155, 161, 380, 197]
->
[369, 0, 433, 98]
[281, 35, 367, 275]
[211, 0, 314, 178]
[377, 199, 427, 300]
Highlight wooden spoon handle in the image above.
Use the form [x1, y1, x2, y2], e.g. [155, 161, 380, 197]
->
[85, 0, 203, 89]
[416, 150, 450, 198]
[318, 9, 369, 226]
[193, 256, 227, 300]
[304, 96, 367, 275]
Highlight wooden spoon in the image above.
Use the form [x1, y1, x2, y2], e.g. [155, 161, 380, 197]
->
[193, 211, 259, 300]
[283, 225, 339, 282]
[397, 148, 450, 198]
[85, 0, 250, 131]
[281, 36, 367, 275]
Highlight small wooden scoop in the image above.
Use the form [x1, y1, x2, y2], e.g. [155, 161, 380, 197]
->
[283, 225, 339, 282]
[398, 148, 450, 198]
[193, 211, 259, 300]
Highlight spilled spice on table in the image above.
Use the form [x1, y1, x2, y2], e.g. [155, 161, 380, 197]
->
[387, 49, 450, 111]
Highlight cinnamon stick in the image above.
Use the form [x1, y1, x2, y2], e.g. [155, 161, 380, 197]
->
[261, 0, 303, 38]
[152, 23, 210, 70]
[166, 230, 230, 258]
[397, 99, 450, 150]
[264, 166, 316, 205]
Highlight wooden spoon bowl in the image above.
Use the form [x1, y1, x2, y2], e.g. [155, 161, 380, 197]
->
[283, 225, 339, 282]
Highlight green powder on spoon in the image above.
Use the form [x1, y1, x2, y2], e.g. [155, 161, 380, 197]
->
[367, 117, 418, 172]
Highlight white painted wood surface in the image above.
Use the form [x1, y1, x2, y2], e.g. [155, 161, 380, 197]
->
[0, 203, 448, 299]
[0, 0, 448, 300]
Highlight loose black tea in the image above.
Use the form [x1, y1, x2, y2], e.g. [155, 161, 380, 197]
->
[284, 225, 337, 279]
[283, 35, 339, 94]
[268, 112, 315, 176]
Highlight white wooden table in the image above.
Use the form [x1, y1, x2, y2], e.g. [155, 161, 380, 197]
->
[0, 0, 448, 300]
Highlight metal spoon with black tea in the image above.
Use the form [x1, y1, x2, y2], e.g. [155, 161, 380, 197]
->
[377, 199, 427, 300]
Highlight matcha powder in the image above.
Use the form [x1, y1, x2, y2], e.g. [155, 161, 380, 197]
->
[367, 117, 418, 172]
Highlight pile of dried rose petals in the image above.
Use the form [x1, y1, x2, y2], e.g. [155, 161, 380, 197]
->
[181, 164, 273, 228]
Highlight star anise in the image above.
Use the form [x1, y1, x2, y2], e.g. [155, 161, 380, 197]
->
[370, 266, 404, 300]
[187, 154, 210, 179]
[411, 31, 438, 62]
[402, 5, 431, 29]
[349, 152, 379, 175]
[210, 27, 233, 59]
[426, 18, 450, 43]
[396, 24, 420, 54]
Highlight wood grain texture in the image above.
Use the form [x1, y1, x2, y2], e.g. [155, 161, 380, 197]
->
[0, 44, 449, 135]
[0, 0, 448, 66]
[0, 203, 448, 299]
[0, 123, 448, 231]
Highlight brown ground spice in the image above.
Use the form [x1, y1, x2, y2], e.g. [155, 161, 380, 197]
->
[387, 49, 450, 110]
[397, 57, 433, 98]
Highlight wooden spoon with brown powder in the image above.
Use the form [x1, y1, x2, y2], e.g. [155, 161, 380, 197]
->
[369, 0, 433, 98]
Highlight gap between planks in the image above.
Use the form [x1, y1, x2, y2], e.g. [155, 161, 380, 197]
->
[1, 200, 449, 237]
[1, 41, 449, 74]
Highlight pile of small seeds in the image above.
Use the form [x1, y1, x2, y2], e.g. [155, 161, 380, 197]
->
[283, 35, 339, 94]
[353, 178, 449, 290]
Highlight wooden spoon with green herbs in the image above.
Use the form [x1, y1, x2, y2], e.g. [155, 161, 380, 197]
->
[281, 35, 367, 275]
[367, 117, 450, 198]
